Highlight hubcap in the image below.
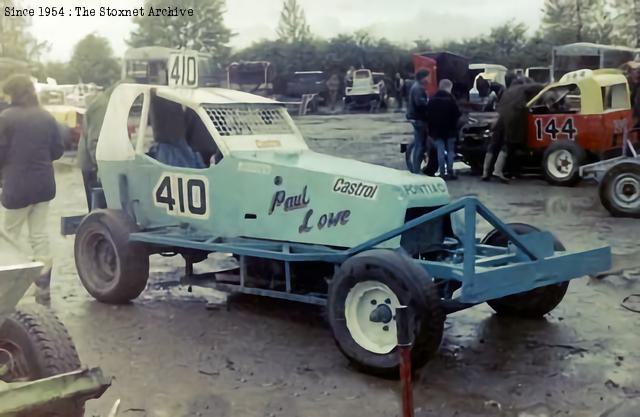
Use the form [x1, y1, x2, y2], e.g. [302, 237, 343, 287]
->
[0, 342, 29, 381]
[612, 173, 640, 209]
[84, 231, 120, 288]
[547, 149, 575, 179]
[345, 281, 401, 354]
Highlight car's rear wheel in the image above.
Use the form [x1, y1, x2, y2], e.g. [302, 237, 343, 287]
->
[328, 250, 444, 377]
[542, 140, 586, 186]
[599, 162, 640, 218]
[75, 209, 149, 304]
[482, 223, 569, 318]
[0, 304, 83, 416]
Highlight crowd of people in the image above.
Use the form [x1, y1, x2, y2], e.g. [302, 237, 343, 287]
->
[404, 69, 547, 183]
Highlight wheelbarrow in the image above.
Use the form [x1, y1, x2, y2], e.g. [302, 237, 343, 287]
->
[0, 228, 113, 416]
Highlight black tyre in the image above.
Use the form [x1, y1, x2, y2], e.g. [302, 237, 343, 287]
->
[74, 209, 149, 304]
[0, 304, 83, 416]
[542, 140, 586, 186]
[482, 223, 569, 318]
[328, 249, 444, 376]
[599, 162, 640, 218]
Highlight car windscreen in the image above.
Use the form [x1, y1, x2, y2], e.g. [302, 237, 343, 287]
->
[203, 104, 293, 137]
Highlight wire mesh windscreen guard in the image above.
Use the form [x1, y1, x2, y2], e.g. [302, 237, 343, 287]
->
[203, 104, 294, 136]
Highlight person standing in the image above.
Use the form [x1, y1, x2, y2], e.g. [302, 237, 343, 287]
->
[406, 69, 437, 175]
[426, 79, 461, 179]
[77, 84, 116, 210]
[0, 75, 64, 305]
[481, 79, 542, 182]
[394, 72, 405, 110]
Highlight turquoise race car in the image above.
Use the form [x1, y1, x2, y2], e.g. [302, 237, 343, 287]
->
[65, 52, 611, 376]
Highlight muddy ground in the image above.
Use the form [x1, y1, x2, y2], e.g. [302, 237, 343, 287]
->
[14, 112, 640, 416]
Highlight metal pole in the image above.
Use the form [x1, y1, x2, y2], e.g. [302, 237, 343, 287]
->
[396, 306, 414, 417]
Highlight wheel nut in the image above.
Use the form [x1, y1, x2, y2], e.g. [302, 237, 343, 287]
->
[384, 298, 391, 304]
[371, 299, 377, 305]
[383, 325, 389, 331]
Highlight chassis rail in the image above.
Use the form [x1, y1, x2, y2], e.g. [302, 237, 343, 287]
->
[580, 127, 640, 182]
[129, 196, 611, 310]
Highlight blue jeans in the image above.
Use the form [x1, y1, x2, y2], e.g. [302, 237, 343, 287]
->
[407, 121, 427, 174]
[435, 137, 456, 176]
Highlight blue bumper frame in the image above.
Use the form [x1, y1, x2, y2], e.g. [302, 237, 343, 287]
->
[129, 197, 611, 309]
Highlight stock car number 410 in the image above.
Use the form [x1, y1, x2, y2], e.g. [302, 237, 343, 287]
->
[153, 173, 210, 219]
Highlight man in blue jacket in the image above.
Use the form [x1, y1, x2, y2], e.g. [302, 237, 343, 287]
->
[406, 69, 437, 175]
[0, 75, 64, 305]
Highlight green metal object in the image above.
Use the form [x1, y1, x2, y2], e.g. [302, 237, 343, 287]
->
[0, 232, 112, 415]
[0, 368, 111, 417]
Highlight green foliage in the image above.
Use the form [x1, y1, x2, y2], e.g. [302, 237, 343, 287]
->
[68, 34, 120, 86]
[613, 0, 640, 47]
[0, 0, 49, 61]
[129, 0, 232, 60]
[42, 62, 75, 84]
[276, 0, 311, 43]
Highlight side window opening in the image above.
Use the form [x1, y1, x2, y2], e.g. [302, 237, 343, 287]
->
[146, 93, 220, 168]
[127, 93, 149, 150]
[531, 84, 581, 115]
[602, 83, 629, 111]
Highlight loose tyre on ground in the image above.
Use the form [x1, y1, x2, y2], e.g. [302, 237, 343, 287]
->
[75, 209, 149, 304]
[0, 304, 83, 416]
[482, 223, 569, 318]
[542, 140, 586, 186]
[328, 249, 444, 376]
[598, 162, 640, 218]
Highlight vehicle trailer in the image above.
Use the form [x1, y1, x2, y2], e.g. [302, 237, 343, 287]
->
[412, 52, 470, 100]
[552, 42, 637, 82]
[0, 231, 111, 416]
[580, 127, 640, 217]
[62, 56, 612, 376]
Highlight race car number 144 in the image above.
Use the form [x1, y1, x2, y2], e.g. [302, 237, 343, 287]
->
[153, 173, 210, 219]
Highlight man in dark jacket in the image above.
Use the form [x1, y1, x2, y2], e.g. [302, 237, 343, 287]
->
[406, 69, 438, 175]
[426, 79, 462, 179]
[481, 79, 543, 182]
[0, 75, 64, 305]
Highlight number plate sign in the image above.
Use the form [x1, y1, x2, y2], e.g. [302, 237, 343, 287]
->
[168, 50, 199, 88]
[534, 116, 578, 142]
[153, 173, 210, 219]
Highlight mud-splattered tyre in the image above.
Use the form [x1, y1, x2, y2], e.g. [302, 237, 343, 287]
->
[542, 140, 586, 186]
[482, 223, 569, 318]
[0, 304, 83, 416]
[75, 209, 149, 304]
[599, 162, 640, 218]
[328, 250, 444, 377]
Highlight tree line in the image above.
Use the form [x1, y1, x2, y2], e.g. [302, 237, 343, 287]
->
[1, 0, 639, 88]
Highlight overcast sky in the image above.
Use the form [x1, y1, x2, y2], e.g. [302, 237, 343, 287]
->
[25, 0, 545, 61]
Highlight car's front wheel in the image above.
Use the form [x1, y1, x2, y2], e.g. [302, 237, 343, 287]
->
[542, 140, 586, 186]
[328, 250, 444, 377]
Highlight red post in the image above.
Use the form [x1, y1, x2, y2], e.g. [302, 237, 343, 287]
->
[396, 306, 414, 417]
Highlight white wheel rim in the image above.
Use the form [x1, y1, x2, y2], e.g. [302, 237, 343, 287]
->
[547, 149, 575, 179]
[612, 173, 640, 209]
[344, 281, 401, 354]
